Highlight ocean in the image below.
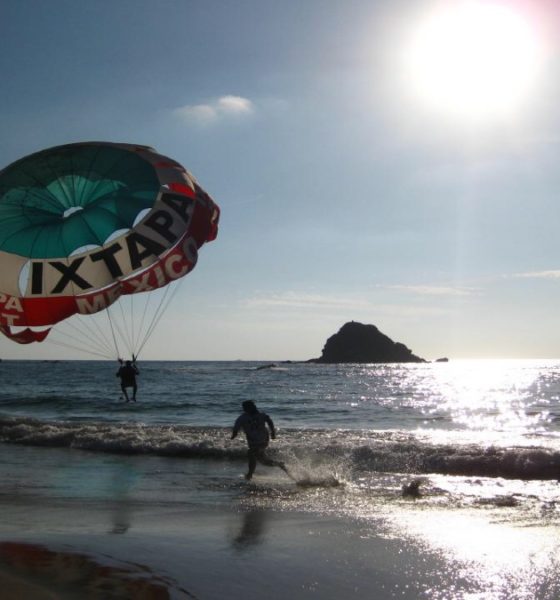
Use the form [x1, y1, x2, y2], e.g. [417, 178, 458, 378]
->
[1, 358, 559, 598]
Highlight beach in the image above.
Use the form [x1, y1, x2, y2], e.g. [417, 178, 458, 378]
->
[0, 490, 456, 600]
[0, 443, 559, 599]
[3, 0, 560, 596]
[0, 360, 559, 598]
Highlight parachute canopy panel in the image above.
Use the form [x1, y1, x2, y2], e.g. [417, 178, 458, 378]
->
[0, 142, 219, 345]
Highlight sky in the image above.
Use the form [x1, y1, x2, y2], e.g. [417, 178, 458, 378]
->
[1, 0, 560, 361]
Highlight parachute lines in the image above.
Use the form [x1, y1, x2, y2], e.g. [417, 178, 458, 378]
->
[45, 279, 186, 360]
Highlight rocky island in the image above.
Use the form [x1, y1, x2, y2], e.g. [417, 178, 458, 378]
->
[310, 321, 426, 364]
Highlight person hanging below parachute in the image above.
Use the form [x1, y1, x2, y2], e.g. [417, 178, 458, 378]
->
[116, 357, 139, 402]
[0, 142, 220, 359]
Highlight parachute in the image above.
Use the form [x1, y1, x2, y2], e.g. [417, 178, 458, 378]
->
[0, 142, 219, 358]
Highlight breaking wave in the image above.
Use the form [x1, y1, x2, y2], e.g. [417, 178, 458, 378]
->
[1, 416, 559, 481]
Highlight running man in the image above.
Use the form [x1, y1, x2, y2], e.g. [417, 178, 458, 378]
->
[116, 358, 139, 402]
[231, 400, 287, 480]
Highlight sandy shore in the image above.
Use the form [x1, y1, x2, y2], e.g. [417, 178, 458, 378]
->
[0, 495, 473, 600]
[2, 498, 560, 599]
[1, 445, 559, 599]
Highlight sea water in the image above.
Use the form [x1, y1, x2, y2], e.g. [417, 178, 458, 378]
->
[1, 359, 560, 598]
[1, 358, 559, 509]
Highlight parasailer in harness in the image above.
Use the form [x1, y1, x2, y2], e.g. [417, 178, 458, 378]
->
[116, 357, 139, 402]
[231, 400, 287, 480]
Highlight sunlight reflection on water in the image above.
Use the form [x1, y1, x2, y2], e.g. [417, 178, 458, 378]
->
[385, 507, 560, 600]
[395, 359, 560, 435]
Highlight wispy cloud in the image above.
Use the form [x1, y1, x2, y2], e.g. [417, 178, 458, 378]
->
[379, 284, 480, 297]
[243, 291, 451, 317]
[245, 292, 370, 311]
[511, 270, 560, 280]
[217, 95, 253, 115]
[173, 95, 254, 125]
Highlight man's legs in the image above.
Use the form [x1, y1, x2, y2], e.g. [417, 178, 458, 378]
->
[121, 385, 130, 402]
[246, 448, 258, 480]
[246, 447, 287, 480]
[257, 450, 287, 473]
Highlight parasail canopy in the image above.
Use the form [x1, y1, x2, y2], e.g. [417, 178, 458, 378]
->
[0, 142, 219, 355]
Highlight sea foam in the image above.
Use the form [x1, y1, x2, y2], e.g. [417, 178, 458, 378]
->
[1, 416, 559, 481]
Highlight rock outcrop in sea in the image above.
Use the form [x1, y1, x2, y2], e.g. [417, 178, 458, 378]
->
[310, 321, 426, 364]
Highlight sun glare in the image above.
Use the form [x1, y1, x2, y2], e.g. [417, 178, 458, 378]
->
[403, 2, 544, 120]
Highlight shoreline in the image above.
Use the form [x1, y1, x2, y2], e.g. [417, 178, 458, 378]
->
[0, 505, 467, 600]
[1, 496, 559, 599]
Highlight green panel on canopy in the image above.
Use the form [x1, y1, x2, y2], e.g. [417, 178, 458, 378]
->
[0, 145, 160, 258]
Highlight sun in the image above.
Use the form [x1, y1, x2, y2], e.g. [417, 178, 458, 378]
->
[403, 2, 544, 120]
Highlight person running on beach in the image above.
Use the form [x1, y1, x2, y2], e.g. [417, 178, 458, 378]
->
[231, 400, 287, 480]
[116, 358, 139, 402]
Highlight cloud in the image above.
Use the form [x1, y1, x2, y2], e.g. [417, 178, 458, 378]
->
[379, 284, 480, 297]
[174, 104, 218, 124]
[173, 95, 254, 125]
[511, 270, 560, 280]
[217, 95, 254, 115]
[243, 291, 452, 317]
[245, 291, 371, 311]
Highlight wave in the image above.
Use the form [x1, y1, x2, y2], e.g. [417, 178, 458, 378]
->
[1, 416, 559, 481]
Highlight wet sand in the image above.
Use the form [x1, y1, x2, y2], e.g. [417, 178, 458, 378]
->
[0, 496, 472, 600]
[0, 445, 558, 599]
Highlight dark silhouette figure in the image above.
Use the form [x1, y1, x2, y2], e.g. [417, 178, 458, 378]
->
[116, 358, 139, 402]
[231, 400, 287, 480]
[402, 478, 423, 498]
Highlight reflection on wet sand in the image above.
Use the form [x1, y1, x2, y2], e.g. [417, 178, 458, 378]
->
[108, 462, 137, 535]
[0, 541, 196, 599]
[232, 510, 270, 550]
[110, 501, 131, 535]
